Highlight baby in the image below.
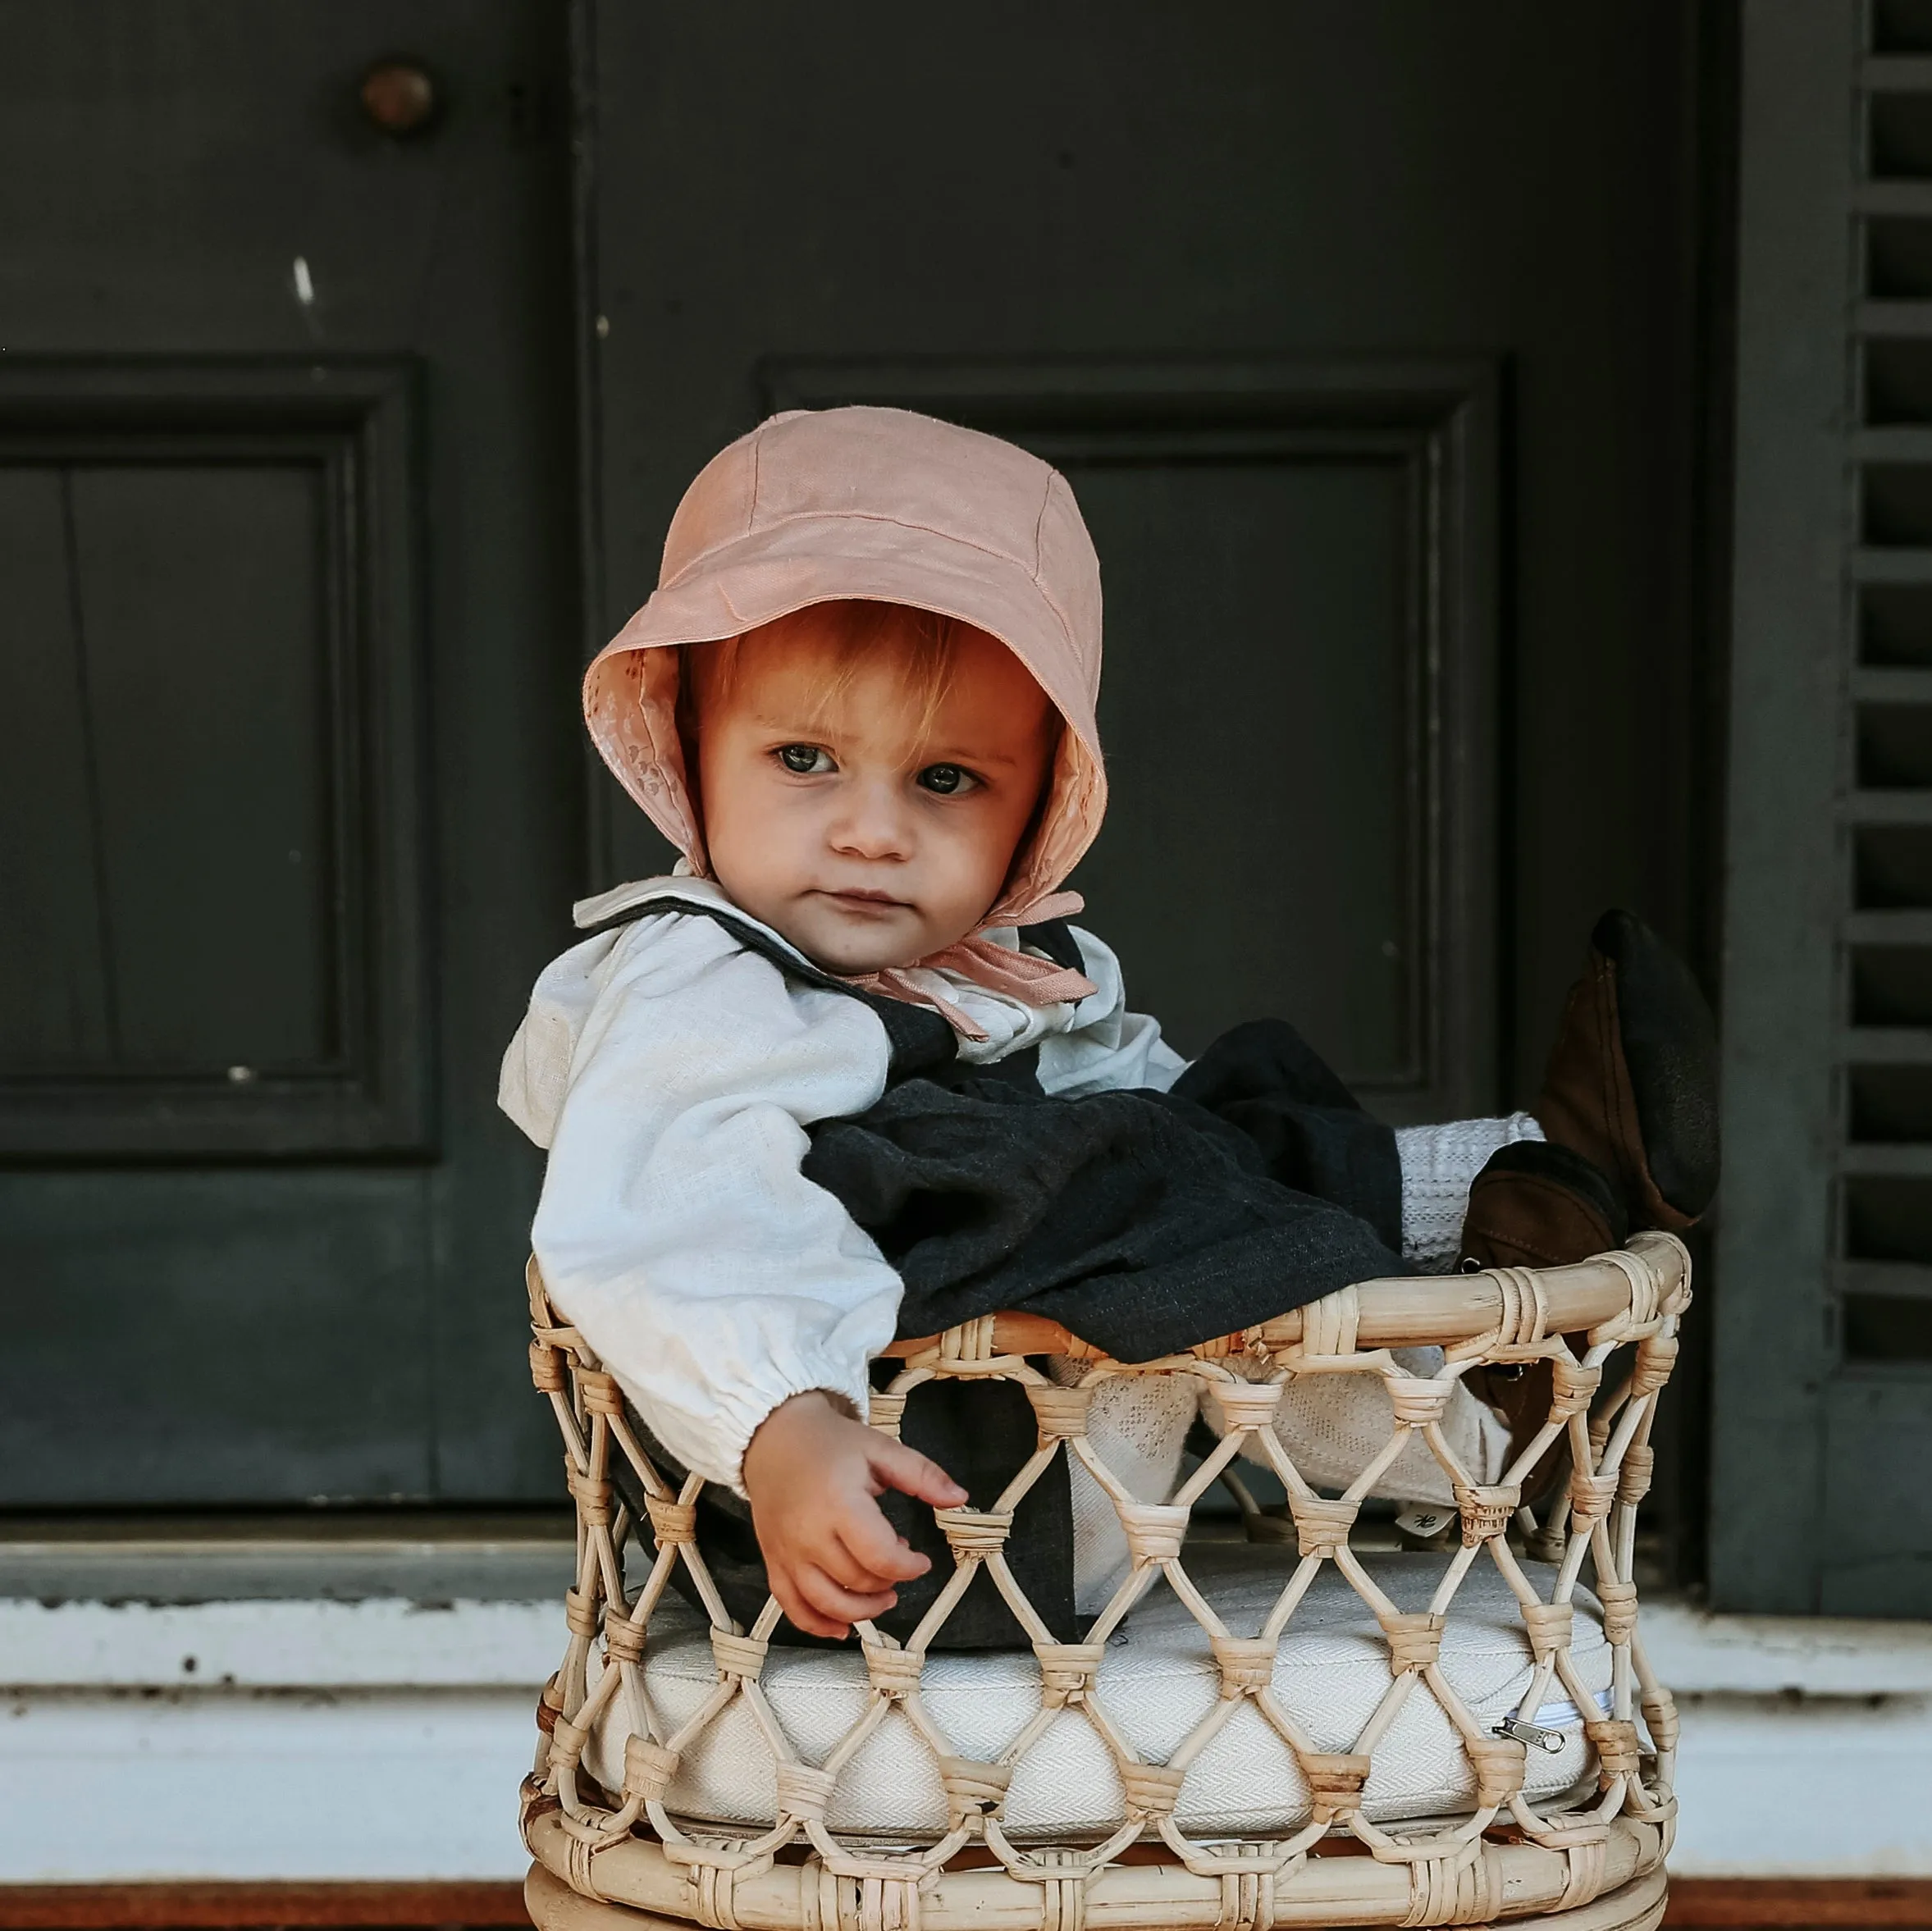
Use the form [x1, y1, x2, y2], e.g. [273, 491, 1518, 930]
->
[501, 407, 1717, 1642]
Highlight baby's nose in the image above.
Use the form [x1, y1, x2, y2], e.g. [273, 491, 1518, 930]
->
[829, 782, 915, 859]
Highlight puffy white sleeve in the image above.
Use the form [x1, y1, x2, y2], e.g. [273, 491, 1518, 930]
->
[1036, 924, 1189, 1097]
[515, 914, 902, 1492]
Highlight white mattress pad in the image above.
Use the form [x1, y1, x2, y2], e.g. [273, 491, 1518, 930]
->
[583, 1545, 1610, 1840]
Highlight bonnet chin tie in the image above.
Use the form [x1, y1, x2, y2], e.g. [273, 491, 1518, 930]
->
[843, 892, 1098, 1043]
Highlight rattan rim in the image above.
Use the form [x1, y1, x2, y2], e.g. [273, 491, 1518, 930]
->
[876, 1244, 1681, 1363]
[524, 1813, 1669, 1931]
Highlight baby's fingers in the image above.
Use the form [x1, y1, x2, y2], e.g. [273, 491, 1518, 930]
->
[768, 1561, 859, 1641]
[797, 1564, 897, 1634]
[765, 1561, 843, 1640]
[835, 1505, 932, 1588]
[867, 1435, 967, 1509]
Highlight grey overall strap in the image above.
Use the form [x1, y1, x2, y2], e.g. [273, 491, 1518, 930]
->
[582, 897, 1086, 1089]
[578, 895, 959, 1077]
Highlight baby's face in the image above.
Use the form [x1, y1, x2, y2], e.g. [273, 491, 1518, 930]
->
[693, 617, 1056, 975]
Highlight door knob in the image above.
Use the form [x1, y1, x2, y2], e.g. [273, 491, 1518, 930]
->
[359, 61, 438, 137]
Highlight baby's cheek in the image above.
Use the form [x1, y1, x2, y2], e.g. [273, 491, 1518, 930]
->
[929, 824, 1015, 938]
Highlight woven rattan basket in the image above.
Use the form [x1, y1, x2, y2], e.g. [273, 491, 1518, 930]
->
[520, 1231, 1688, 1931]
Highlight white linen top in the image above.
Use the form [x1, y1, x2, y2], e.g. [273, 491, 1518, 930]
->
[499, 877, 1187, 1492]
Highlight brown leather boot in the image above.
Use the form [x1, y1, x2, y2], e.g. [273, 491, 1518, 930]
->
[1455, 911, 1716, 1515]
[1459, 1139, 1629, 1272]
[1533, 909, 1720, 1233]
[1458, 1141, 1627, 1494]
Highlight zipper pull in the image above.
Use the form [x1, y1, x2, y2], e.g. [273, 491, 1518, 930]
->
[1494, 1715, 1567, 1754]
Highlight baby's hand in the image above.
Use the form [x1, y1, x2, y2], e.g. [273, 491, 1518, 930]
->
[742, 1390, 966, 1639]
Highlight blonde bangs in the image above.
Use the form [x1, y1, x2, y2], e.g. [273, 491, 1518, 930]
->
[683, 600, 984, 738]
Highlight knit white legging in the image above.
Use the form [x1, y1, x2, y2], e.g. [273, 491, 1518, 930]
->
[1064, 1113, 1543, 1608]
[1392, 1112, 1546, 1269]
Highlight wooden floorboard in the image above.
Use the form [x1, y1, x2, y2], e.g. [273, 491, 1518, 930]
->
[0, 1875, 1929, 1929]
[1665, 1879, 1932, 1926]
[0, 1885, 530, 1929]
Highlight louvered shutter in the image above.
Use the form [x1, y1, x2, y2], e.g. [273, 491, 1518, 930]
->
[1715, 0, 1932, 1614]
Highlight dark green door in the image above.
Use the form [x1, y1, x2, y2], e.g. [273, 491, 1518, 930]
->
[0, 3, 579, 1505]
[2, 4, 1717, 1544]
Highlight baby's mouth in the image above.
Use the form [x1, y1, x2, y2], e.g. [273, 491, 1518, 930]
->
[815, 887, 910, 915]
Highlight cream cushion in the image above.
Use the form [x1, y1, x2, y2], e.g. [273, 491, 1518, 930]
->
[584, 1546, 1610, 1841]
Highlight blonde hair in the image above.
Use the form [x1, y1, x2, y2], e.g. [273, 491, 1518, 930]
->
[680, 600, 993, 743]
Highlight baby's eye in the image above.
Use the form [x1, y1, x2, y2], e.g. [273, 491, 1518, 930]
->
[776, 744, 834, 775]
[917, 763, 976, 796]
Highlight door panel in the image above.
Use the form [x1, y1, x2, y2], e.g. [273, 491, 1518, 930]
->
[1080, 455, 1413, 1065]
[0, 1173, 433, 1505]
[1073, 455, 1418, 1075]
[0, 361, 431, 1157]
[64, 462, 334, 1075]
[0, 3, 579, 1506]
[757, 355, 1498, 1113]
[0, 470, 111, 1064]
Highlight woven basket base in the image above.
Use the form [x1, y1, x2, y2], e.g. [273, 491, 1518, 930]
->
[524, 1833, 1668, 1931]
[528, 1864, 692, 1931]
[1511, 1865, 1668, 1931]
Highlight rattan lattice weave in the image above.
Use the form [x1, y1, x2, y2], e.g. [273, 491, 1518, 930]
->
[520, 1231, 1688, 1931]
